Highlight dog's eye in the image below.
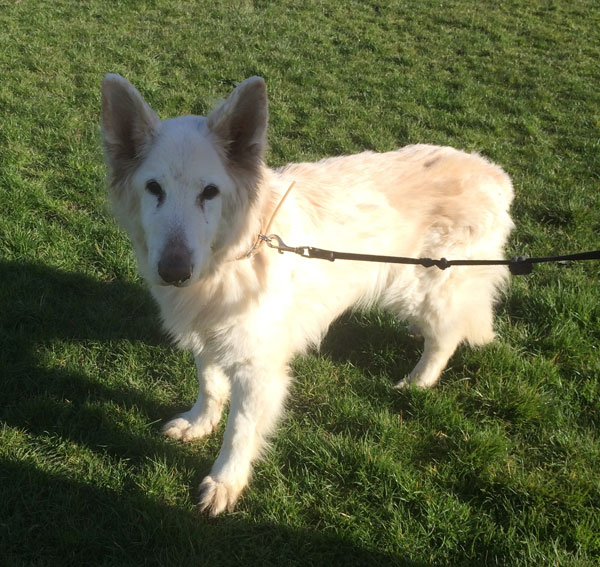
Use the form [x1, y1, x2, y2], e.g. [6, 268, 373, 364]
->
[201, 184, 220, 201]
[146, 181, 165, 204]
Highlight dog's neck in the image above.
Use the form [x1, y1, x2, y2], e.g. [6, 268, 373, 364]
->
[234, 180, 296, 261]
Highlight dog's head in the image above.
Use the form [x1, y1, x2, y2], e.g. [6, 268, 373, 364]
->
[101, 75, 268, 287]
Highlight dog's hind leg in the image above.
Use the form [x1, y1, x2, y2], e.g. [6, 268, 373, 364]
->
[395, 272, 498, 389]
[395, 329, 463, 389]
[198, 362, 290, 516]
[162, 356, 230, 442]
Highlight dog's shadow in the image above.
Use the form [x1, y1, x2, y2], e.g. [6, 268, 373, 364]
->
[0, 259, 418, 565]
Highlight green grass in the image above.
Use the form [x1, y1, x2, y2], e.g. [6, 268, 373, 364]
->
[1, 0, 599, 565]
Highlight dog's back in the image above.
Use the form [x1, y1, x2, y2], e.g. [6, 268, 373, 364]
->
[268, 144, 514, 381]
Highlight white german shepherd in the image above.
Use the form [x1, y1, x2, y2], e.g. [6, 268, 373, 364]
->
[101, 75, 514, 515]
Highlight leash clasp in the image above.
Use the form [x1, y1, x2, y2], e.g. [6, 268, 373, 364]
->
[261, 234, 310, 257]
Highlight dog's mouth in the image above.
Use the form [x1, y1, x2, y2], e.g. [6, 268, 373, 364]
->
[157, 278, 192, 288]
[152, 273, 195, 288]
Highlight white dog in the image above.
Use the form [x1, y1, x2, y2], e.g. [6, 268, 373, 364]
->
[101, 75, 514, 515]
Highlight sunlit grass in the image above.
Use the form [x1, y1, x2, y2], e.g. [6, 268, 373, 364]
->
[1, 1, 599, 565]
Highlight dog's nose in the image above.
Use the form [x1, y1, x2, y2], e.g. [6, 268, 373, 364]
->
[158, 245, 193, 285]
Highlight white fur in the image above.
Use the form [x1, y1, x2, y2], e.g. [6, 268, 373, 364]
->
[101, 75, 514, 515]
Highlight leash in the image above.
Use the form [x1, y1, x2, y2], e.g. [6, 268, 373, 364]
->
[239, 181, 296, 259]
[240, 180, 600, 275]
[259, 234, 600, 276]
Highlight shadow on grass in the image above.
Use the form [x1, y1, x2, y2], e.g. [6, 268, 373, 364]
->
[317, 310, 448, 424]
[0, 260, 418, 565]
[320, 311, 419, 394]
[0, 260, 177, 454]
[0, 259, 163, 345]
[0, 459, 417, 567]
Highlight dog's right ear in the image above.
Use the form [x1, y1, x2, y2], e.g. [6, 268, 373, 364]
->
[101, 74, 160, 182]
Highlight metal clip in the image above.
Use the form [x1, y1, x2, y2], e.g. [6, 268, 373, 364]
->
[261, 234, 309, 257]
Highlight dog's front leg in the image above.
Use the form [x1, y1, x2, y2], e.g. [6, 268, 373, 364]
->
[162, 356, 230, 442]
[199, 362, 289, 516]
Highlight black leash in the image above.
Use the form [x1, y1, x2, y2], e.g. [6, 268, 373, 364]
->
[261, 235, 600, 276]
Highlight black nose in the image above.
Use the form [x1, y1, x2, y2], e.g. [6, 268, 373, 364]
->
[158, 244, 193, 285]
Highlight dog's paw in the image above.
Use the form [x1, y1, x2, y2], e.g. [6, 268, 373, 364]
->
[394, 377, 413, 389]
[394, 374, 437, 389]
[198, 475, 245, 516]
[162, 413, 216, 442]
[395, 375, 430, 389]
[405, 323, 423, 339]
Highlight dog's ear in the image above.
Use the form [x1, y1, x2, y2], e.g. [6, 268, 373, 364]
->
[207, 77, 268, 169]
[101, 74, 160, 182]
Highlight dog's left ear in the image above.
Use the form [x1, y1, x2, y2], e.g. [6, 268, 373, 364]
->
[207, 77, 268, 169]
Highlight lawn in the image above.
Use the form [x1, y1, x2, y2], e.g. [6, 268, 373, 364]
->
[1, 0, 599, 565]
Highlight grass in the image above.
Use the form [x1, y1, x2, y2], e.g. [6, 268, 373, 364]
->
[1, 0, 599, 565]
